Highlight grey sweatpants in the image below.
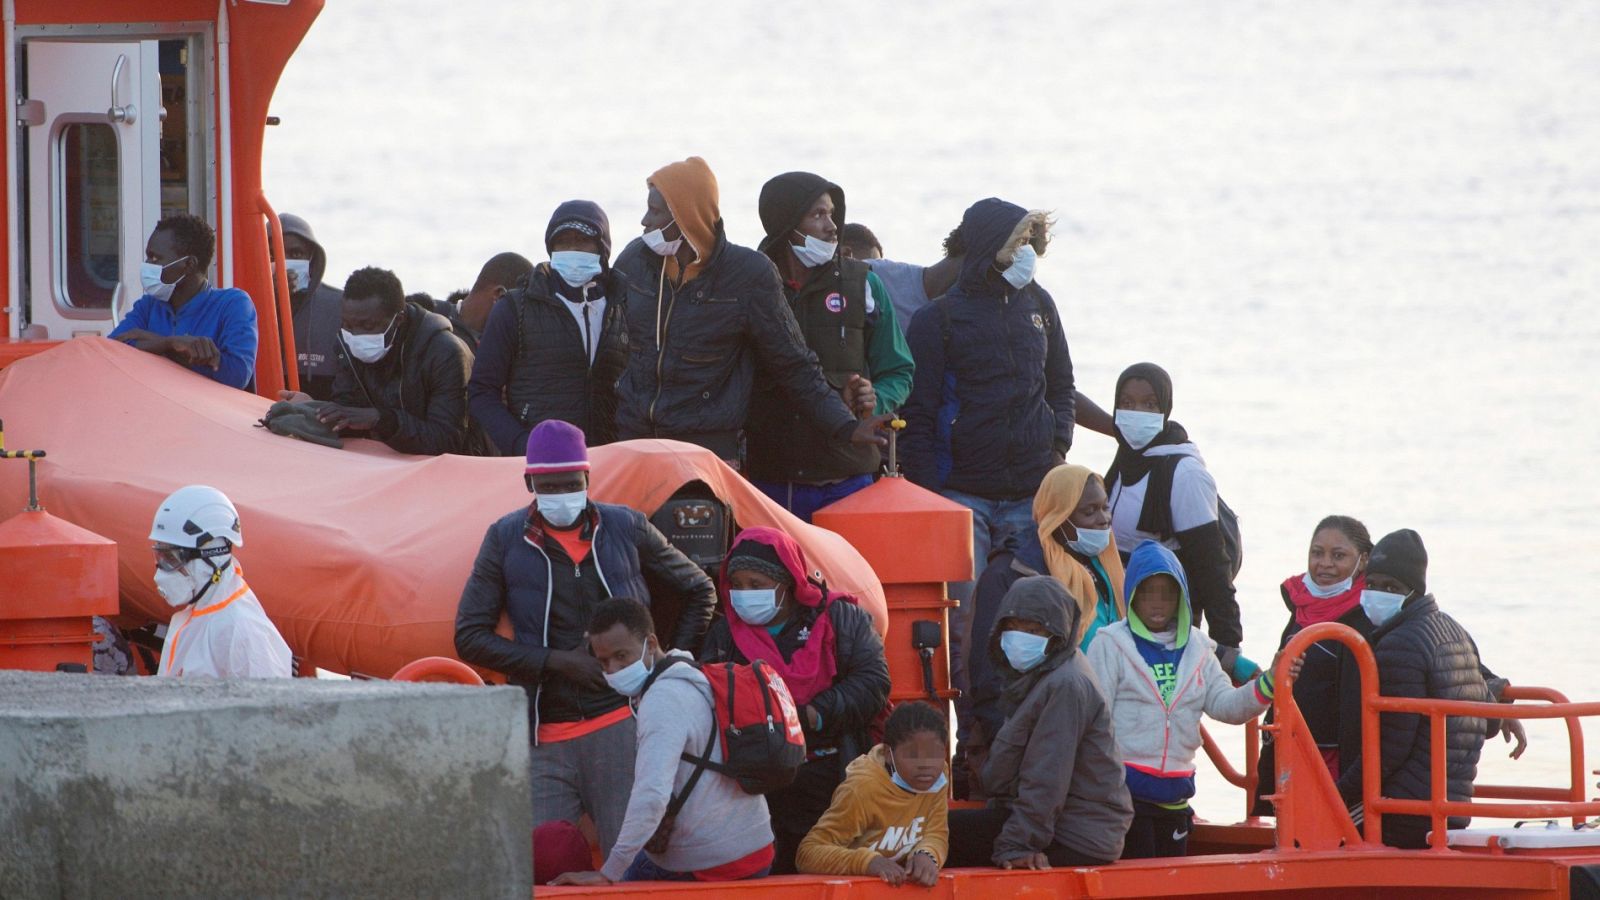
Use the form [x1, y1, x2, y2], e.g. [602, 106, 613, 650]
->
[531, 715, 637, 856]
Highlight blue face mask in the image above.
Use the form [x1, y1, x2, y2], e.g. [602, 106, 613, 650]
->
[550, 251, 603, 288]
[1065, 526, 1111, 558]
[1303, 572, 1354, 599]
[1114, 409, 1165, 450]
[604, 648, 653, 698]
[889, 749, 949, 795]
[1000, 244, 1037, 289]
[1360, 589, 1409, 627]
[1000, 629, 1050, 672]
[730, 588, 780, 626]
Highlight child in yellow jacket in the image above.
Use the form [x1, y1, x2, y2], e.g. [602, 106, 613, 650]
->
[797, 701, 950, 886]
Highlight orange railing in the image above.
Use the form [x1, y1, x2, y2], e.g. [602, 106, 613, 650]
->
[1199, 718, 1263, 822]
[1268, 622, 1600, 852]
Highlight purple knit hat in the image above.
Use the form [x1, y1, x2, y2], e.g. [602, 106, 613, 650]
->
[524, 420, 589, 475]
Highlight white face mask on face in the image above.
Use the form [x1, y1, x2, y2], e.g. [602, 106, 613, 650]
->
[536, 490, 588, 528]
[341, 316, 397, 364]
[1000, 244, 1038, 288]
[550, 251, 604, 288]
[604, 647, 654, 698]
[1065, 525, 1111, 557]
[285, 258, 313, 293]
[791, 232, 838, 268]
[154, 557, 222, 608]
[729, 588, 781, 626]
[1114, 409, 1165, 450]
[643, 220, 683, 257]
[1360, 589, 1409, 627]
[141, 258, 186, 302]
[1000, 629, 1050, 672]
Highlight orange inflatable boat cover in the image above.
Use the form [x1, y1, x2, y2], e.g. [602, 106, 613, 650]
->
[0, 339, 886, 677]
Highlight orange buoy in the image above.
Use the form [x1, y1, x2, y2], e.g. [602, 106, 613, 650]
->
[392, 656, 485, 685]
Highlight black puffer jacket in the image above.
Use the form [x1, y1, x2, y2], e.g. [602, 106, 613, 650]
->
[610, 226, 856, 455]
[331, 302, 480, 456]
[467, 265, 628, 454]
[1336, 594, 1495, 832]
[699, 598, 889, 765]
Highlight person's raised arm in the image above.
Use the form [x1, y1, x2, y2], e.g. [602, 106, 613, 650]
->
[745, 265, 857, 440]
[1074, 391, 1114, 438]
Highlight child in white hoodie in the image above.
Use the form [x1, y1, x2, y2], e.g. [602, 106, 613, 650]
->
[1087, 540, 1299, 858]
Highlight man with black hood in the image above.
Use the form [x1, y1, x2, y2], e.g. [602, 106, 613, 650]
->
[309, 266, 478, 455]
[468, 202, 628, 455]
[280, 213, 344, 399]
[1336, 529, 1498, 849]
[744, 172, 915, 521]
[610, 157, 889, 465]
[898, 197, 1077, 735]
[947, 576, 1132, 868]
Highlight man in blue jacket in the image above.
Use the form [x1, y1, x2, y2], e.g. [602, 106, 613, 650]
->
[453, 419, 718, 859]
[110, 214, 258, 390]
[899, 197, 1076, 730]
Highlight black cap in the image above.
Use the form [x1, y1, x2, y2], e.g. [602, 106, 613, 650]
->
[544, 200, 612, 266]
[1367, 528, 1428, 595]
[757, 172, 844, 255]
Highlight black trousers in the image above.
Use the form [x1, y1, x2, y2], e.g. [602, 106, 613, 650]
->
[768, 754, 844, 875]
[946, 806, 1113, 869]
[1121, 801, 1193, 859]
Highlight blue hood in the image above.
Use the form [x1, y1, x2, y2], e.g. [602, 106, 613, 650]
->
[954, 198, 1028, 296]
[1123, 540, 1192, 647]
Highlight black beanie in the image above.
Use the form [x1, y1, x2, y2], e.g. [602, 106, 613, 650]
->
[725, 539, 794, 587]
[757, 172, 845, 255]
[544, 200, 613, 266]
[1367, 529, 1428, 596]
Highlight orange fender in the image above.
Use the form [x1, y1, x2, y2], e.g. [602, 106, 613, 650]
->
[392, 656, 484, 685]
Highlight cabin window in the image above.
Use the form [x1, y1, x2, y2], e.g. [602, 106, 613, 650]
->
[57, 122, 120, 310]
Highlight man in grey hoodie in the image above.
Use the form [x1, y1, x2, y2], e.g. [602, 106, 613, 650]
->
[947, 576, 1133, 868]
[554, 598, 774, 885]
[279, 213, 343, 400]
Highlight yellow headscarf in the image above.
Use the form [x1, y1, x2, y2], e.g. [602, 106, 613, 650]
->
[1033, 464, 1126, 645]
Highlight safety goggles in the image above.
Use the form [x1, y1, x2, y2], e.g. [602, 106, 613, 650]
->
[152, 544, 195, 572]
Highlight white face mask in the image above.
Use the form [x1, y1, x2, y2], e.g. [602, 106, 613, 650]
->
[791, 232, 838, 268]
[1115, 409, 1165, 450]
[729, 588, 781, 626]
[1065, 525, 1111, 558]
[889, 749, 950, 795]
[642, 220, 683, 257]
[141, 259, 185, 302]
[550, 251, 603, 288]
[604, 649, 653, 698]
[1360, 589, 1409, 627]
[1001, 244, 1038, 289]
[285, 258, 313, 293]
[536, 490, 588, 528]
[341, 316, 397, 364]
[1303, 572, 1355, 599]
[999, 630, 1050, 672]
[154, 557, 221, 608]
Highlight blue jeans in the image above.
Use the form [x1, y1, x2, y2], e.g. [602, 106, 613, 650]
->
[621, 850, 771, 882]
[751, 474, 873, 524]
[938, 488, 1041, 741]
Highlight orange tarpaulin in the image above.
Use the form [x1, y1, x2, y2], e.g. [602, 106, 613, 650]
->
[0, 338, 886, 677]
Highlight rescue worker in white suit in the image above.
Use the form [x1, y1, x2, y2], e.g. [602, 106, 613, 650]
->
[150, 485, 292, 678]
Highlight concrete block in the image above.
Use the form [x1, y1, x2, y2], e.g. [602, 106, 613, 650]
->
[0, 672, 531, 899]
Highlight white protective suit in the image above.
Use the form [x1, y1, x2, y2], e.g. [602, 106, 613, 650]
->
[157, 564, 292, 678]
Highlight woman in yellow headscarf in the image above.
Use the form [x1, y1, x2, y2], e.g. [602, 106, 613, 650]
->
[1034, 464, 1126, 648]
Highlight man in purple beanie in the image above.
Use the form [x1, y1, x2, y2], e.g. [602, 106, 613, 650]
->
[468, 200, 630, 455]
[454, 419, 718, 857]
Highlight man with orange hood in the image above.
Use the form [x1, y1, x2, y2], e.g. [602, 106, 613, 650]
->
[610, 157, 888, 465]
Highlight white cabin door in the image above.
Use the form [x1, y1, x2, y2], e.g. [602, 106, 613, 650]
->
[22, 40, 161, 339]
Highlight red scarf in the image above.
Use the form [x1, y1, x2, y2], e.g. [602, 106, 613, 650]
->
[1283, 572, 1365, 628]
[721, 527, 841, 707]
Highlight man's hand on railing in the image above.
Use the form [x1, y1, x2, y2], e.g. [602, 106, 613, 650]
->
[1500, 719, 1528, 760]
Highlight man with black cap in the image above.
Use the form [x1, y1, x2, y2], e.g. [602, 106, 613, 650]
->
[745, 172, 915, 521]
[280, 213, 344, 400]
[1334, 528, 1500, 849]
[468, 201, 629, 455]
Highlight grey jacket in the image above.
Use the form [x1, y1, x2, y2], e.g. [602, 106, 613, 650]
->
[983, 576, 1133, 863]
[282, 214, 343, 400]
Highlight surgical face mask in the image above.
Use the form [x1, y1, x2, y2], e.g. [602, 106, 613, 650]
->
[1303, 572, 1355, 599]
[604, 652, 653, 698]
[1065, 525, 1111, 558]
[791, 232, 838, 268]
[550, 251, 603, 288]
[341, 316, 397, 364]
[536, 490, 588, 528]
[140, 258, 186, 302]
[154, 557, 221, 608]
[1115, 409, 1166, 450]
[642, 220, 683, 257]
[889, 749, 949, 795]
[1360, 589, 1409, 627]
[285, 258, 313, 293]
[729, 588, 780, 626]
[1000, 629, 1050, 672]
[1000, 244, 1038, 289]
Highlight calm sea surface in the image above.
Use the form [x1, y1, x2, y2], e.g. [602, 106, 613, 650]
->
[264, 0, 1600, 819]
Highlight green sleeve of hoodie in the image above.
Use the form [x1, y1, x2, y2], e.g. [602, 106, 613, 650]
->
[865, 272, 915, 414]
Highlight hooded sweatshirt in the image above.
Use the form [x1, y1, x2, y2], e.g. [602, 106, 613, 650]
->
[601, 650, 774, 881]
[981, 576, 1132, 863]
[795, 743, 949, 875]
[1086, 541, 1272, 807]
[281, 213, 344, 400]
[1033, 464, 1126, 648]
[900, 198, 1075, 500]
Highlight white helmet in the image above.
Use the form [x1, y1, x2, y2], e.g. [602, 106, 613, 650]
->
[149, 485, 244, 549]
